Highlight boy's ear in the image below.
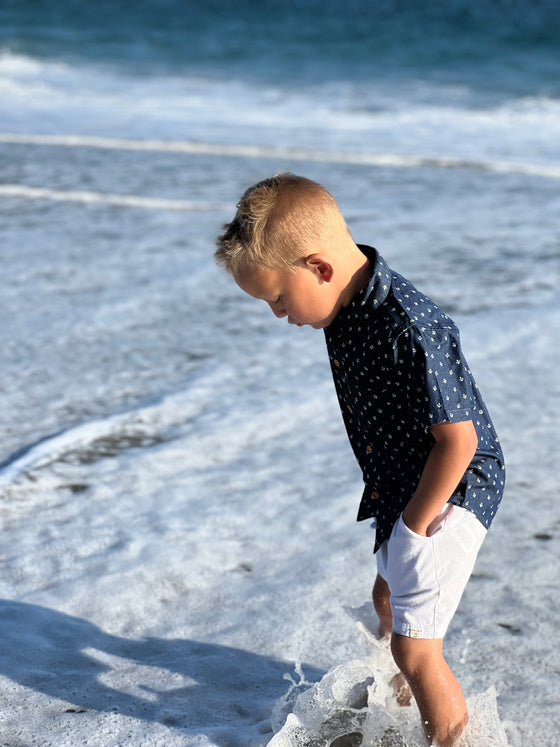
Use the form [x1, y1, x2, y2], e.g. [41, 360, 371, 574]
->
[304, 253, 334, 282]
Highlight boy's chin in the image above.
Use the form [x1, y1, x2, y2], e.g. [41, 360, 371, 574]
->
[288, 318, 330, 329]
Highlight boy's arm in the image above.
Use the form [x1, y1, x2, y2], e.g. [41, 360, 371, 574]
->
[402, 420, 478, 536]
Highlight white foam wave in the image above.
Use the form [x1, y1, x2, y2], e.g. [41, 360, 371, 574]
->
[0, 51, 47, 75]
[0, 183, 231, 211]
[1, 132, 559, 179]
[0, 389, 204, 488]
[1, 50, 559, 171]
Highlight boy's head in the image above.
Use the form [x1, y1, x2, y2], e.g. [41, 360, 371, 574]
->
[215, 173, 351, 276]
[215, 173, 369, 329]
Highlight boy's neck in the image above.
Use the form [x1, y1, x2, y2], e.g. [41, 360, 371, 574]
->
[339, 246, 371, 309]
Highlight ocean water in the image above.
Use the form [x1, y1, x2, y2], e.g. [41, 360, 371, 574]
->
[1, 1, 559, 745]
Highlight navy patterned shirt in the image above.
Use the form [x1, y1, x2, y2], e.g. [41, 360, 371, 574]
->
[324, 246, 505, 553]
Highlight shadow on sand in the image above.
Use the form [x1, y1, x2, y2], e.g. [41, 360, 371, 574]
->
[0, 599, 323, 743]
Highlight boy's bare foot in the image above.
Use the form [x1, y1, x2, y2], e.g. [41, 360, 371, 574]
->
[390, 672, 412, 707]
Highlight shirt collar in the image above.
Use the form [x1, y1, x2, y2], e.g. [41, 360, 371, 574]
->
[357, 245, 392, 310]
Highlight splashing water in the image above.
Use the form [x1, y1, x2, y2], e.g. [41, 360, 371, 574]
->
[269, 606, 509, 747]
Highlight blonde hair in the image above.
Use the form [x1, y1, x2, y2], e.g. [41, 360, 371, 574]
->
[215, 173, 347, 276]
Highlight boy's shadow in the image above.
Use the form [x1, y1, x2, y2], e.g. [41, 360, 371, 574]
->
[0, 599, 323, 739]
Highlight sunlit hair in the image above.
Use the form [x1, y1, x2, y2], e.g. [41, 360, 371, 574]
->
[215, 173, 346, 276]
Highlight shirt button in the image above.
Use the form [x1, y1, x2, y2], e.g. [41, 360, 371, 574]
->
[372, 490, 380, 499]
[366, 445, 373, 454]
[347, 405, 353, 413]
[334, 359, 340, 367]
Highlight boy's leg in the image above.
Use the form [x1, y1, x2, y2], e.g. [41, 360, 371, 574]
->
[372, 573, 412, 706]
[371, 583, 468, 744]
[391, 634, 468, 747]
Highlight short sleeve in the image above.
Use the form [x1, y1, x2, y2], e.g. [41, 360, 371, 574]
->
[402, 325, 477, 427]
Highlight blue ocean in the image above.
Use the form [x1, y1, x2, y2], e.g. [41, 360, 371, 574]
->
[1, 1, 559, 745]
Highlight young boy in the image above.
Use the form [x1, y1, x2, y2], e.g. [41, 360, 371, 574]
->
[215, 173, 505, 746]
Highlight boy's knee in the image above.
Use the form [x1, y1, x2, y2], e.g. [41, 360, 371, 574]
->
[391, 633, 440, 683]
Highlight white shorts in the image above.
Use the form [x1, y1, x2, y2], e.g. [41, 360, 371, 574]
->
[376, 504, 487, 640]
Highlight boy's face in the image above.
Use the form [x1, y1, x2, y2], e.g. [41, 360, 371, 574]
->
[235, 258, 341, 329]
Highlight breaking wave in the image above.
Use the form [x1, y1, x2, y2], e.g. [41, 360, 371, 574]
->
[1, 132, 559, 179]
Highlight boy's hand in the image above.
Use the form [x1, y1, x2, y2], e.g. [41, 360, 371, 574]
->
[403, 420, 478, 536]
[401, 507, 430, 536]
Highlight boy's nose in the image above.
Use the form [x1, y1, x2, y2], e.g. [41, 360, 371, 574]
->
[269, 302, 287, 319]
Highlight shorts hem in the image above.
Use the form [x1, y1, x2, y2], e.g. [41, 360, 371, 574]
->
[392, 622, 447, 640]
